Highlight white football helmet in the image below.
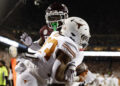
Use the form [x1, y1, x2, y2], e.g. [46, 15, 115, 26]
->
[61, 17, 91, 48]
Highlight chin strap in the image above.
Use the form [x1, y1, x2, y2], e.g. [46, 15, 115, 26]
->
[51, 22, 58, 31]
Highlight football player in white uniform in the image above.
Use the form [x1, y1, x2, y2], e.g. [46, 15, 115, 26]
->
[50, 17, 95, 85]
[15, 55, 49, 86]
[15, 57, 38, 86]
[59, 17, 95, 85]
[28, 17, 94, 85]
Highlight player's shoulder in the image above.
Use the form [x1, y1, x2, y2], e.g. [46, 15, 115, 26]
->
[50, 31, 74, 43]
[39, 25, 53, 36]
[50, 31, 60, 37]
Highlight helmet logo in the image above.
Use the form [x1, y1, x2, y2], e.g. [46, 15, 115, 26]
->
[71, 32, 76, 36]
[71, 19, 83, 29]
[76, 22, 83, 29]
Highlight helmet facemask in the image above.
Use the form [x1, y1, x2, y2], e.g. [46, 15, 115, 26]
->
[45, 11, 68, 31]
[45, 3, 68, 31]
[80, 34, 90, 49]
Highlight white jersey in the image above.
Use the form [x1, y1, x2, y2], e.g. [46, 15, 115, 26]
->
[15, 31, 84, 86]
[15, 56, 49, 86]
[35, 31, 84, 68]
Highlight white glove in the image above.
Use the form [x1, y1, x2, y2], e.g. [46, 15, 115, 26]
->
[20, 32, 32, 46]
[15, 61, 26, 74]
[65, 65, 76, 82]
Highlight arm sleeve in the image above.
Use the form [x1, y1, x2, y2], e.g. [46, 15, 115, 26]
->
[60, 42, 84, 67]
[59, 42, 76, 59]
[69, 51, 84, 67]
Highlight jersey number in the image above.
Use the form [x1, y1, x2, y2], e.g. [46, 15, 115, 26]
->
[40, 37, 58, 60]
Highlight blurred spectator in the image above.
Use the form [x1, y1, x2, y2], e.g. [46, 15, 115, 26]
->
[0, 60, 9, 86]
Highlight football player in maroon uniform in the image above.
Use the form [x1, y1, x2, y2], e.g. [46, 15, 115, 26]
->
[20, 2, 69, 47]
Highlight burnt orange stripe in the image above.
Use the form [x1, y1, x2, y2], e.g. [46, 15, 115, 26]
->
[63, 43, 76, 58]
[63, 43, 75, 57]
[64, 43, 76, 57]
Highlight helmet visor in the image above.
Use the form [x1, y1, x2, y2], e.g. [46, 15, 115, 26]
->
[48, 15, 62, 21]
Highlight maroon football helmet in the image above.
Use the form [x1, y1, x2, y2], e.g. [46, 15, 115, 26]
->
[45, 2, 69, 30]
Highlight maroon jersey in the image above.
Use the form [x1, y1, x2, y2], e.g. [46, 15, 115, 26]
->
[39, 25, 53, 42]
